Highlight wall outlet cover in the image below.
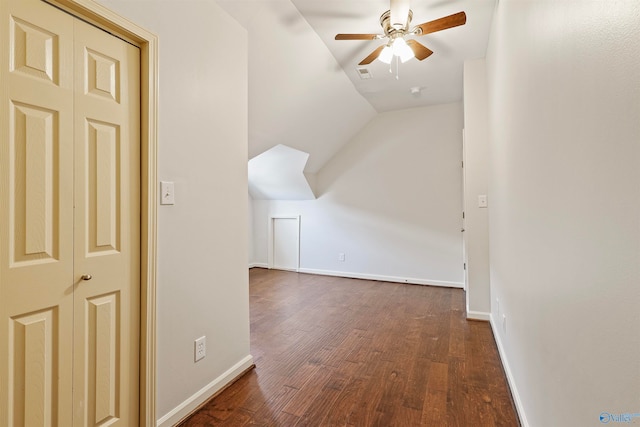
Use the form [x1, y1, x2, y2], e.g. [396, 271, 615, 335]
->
[195, 336, 206, 362]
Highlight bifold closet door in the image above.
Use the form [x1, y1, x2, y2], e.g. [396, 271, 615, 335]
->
[0, 0, 141, 425]
[72, 14, 140, 427]
[0, 0, 75, 424]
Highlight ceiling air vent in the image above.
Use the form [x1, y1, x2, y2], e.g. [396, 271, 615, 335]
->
[356, 67, 372, 79]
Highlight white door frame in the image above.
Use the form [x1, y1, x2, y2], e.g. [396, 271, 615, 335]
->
[268, 215, 300, 272]
[462, 128, 468, 293]
[43, 1, 158, 425]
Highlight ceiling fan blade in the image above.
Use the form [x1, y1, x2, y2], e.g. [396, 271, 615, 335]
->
[359, 45, 386, 65]
[406, 39, 433, 61]
[390, 0, 411, 29]
[415, 11, 466, 35]
[335, 33, 380, 40]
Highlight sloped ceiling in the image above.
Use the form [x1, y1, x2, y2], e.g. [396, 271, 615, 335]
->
[293, 0, 496, 112]
[248, 144, 316, 200]
[216, 0, 377, 174]
[216, 0, 495, 175]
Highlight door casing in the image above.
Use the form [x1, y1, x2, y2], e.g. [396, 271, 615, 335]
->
[41, 1, 159, 425]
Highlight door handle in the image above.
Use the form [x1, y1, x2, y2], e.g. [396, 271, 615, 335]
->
[461, 228, 465, 232]
[81, 274, 93, 281]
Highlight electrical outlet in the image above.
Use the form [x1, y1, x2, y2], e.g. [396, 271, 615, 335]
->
[338, 253, 345, 262]
[194, 336, 206, 362]
[502, 314, 507, 334]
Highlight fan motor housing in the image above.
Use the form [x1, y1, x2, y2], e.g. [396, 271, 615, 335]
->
[380, 9, 413, 35]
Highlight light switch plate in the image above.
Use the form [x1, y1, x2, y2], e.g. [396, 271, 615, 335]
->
[160, 181, 175, 205]
[478, 194, 488, 208]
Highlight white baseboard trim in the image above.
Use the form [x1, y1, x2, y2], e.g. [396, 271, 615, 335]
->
[466, 310, 491, 321]
[156, 354, 255, 427]
[249, 262, 268, 269]
[489, 315, 529, 427]
[297, 268, 464, 289]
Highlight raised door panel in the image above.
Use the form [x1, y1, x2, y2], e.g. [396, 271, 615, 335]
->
[86, 119, 121, 255]
[9, 308, 58, 427]
[0, 1, 74, 426]
[86, 293, 120, 425]
[10, 102, 60, 266]
[72, 17, 140, 427]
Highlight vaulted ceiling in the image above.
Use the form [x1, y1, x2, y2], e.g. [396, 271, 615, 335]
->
[216, 0, 495, 174]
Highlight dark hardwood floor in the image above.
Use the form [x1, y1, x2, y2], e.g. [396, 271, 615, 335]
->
[179, 268, 519, 426]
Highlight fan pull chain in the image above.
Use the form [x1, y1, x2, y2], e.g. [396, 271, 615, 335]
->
[387, 56, 401, 80]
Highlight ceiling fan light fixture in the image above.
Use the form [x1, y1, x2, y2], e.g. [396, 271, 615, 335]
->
[399, 47, 414, 63]
[335, 6, 466, 67]
[392, 37, 414, 62]
[378, 45, 393, 64]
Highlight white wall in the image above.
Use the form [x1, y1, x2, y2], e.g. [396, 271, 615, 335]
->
[95, 1, 251, 424]
[216, 0, 376, 173]
[485, 1, 640, 426]
[248, 194, 254, 266]
[253, 103, 464, 287]
[462, 59, 491, 319]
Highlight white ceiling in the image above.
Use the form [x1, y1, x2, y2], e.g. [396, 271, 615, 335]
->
[217, 0, 377, 173]
[216, 0, 496, 173]
[248, 144, 316, 200]
[292, 0, 496, 112]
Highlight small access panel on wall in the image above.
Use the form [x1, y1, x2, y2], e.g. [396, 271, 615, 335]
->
[268, 216, 300, 272]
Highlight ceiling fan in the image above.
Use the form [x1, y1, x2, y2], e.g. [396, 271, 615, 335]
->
[335, 0, 466, 66]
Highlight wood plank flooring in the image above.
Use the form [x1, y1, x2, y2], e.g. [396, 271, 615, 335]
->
[179, 268, 519, 426]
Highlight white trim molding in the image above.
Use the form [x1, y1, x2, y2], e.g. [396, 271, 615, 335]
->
[490, 315, 530, 427]
[157, 355, 255, 427]
[297, 268, 464, 288]
[466, 310, 491, 321]
[249, 262, 268, 269]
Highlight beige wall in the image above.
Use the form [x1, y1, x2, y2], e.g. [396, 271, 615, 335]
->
[96, 1, 251, 424]
[486, 1, 640, 425]
[252, 103, 465, 287]
[462, 59, 491, 319]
